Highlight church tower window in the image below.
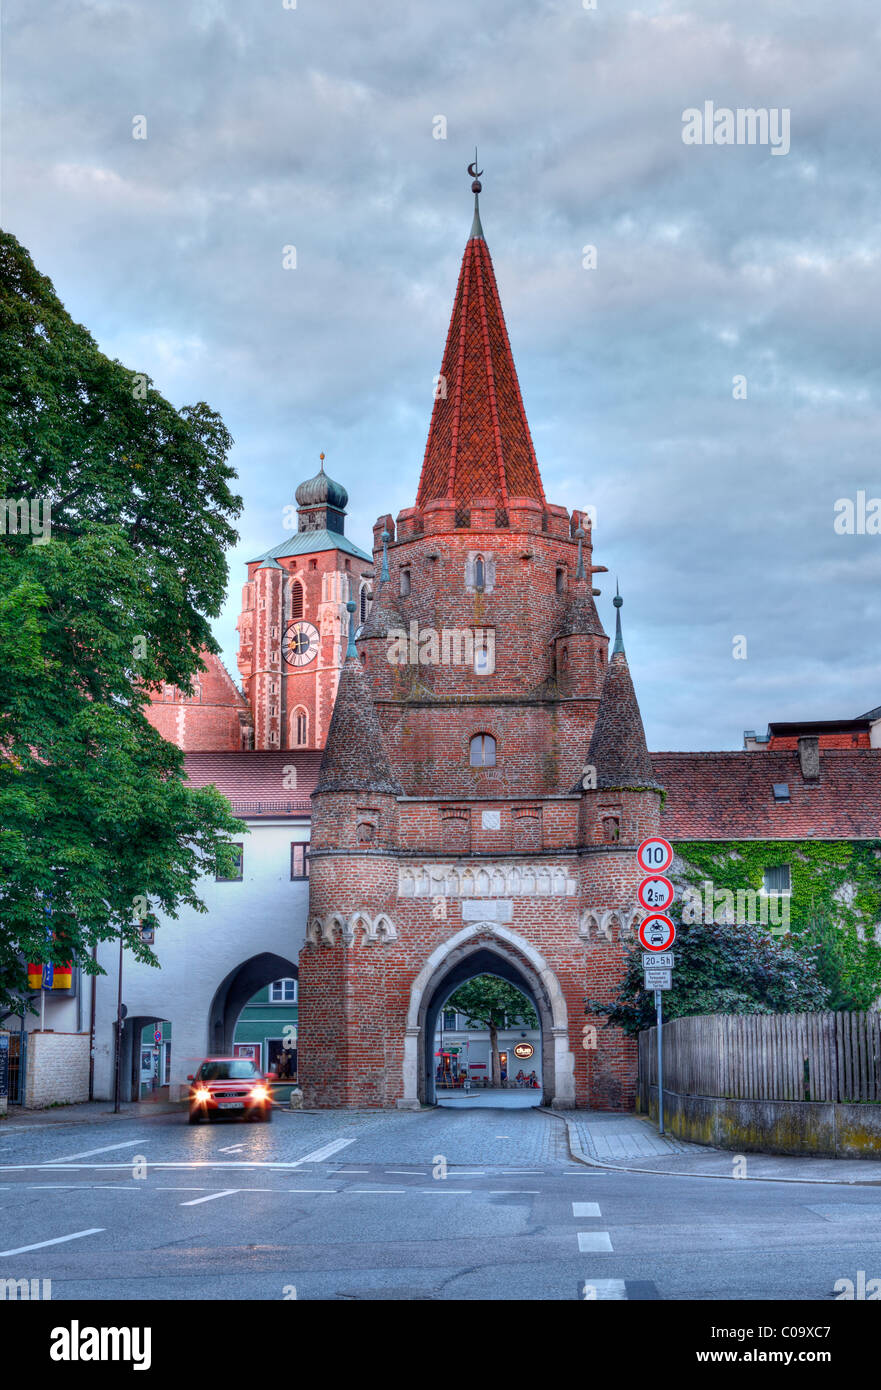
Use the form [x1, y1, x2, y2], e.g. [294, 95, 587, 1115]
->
[474, 555, 485, 591]
[291, 580, 304, 620]
[292, 707, 308, 747]
[400, 569, 411, 597]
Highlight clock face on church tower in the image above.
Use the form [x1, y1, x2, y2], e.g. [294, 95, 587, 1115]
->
[282, 620, 319, 667]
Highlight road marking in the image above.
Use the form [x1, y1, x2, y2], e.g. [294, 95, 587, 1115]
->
[292, 1138, 355, 1165]
[384, 1170, 427, 1176]
[495, 1135, 510, 1139]
[419, 1189, 472, 1195]
[287, 1188, 338, 1193]
[573, 1202, 602, 1218]
[351, 1189, 406, 1194]
[581, 1278, 627, 1300]
[157, 1187, 207, 1192]
[180, 1189, 239, 1207]
[0, 1228, 104, 1257]
[488, 1190, 539, 1194]
[44, 1140, 148, 1164]
[577, 1231, 613, 1252]
[218, 1144, 245, 1154]
[332, 1168, 368, 1174]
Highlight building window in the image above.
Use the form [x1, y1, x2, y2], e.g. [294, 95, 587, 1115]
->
[763, 865, 791, 894]
[473, 632, 494, 675]
[474, 555, 485, 591]
[216, 843, 244, 881]
[291, 707, 308, 747]
[772, 783, 791, 803]
[360, 586, 369, 624]
[270, 978, 298, 1003]
[400, 568, 411, 597]
[561, 646, 569, 668]
[556, 567, 564, 595]
[291, 842, 310, 879]
[291, 581, 303, 620]
[602, 815, 620, 844]
[309, 559, 317, 570]
[443, 1009, 457, 1030]
[469, 733, 496, 767]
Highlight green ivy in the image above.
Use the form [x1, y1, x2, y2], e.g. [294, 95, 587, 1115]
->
[676, 841, 881, 1010]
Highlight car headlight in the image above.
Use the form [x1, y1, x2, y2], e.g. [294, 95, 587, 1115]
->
[250, 1084, 269, 1102]
[194, 1087, 211, 1103]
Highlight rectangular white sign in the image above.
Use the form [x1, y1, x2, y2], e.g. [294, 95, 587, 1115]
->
[644, 968, 672, 989]
[642, 953, 674, 969]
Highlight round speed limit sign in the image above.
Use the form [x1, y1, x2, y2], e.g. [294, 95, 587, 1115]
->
[637, 837, 673, 875]
[638, 876, 674, 912]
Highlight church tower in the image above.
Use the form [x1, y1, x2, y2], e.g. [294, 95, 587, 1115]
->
[236, 456, 374, 750]
[300, 169, 663, 1109]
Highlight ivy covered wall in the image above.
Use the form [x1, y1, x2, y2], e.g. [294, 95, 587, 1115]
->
[674, 840, 881, 1010]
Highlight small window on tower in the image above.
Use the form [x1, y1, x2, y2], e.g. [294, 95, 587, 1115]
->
[474, 555, 485, 591]
[556, 567, 565, 595]
[360, 586, 369, 624]
[291, 581, 304, 620]
[602, 815, 620, 844]
[309, 559, 317, 570]
[400, 569, 411, 597]
[344, 558, 351, 571]
[469, 733, 496, 767]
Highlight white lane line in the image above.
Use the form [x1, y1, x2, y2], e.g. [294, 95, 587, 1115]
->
[292, 1138, 356, 1166]
[180, 1189, 239, 1207]
[495, 1135, 510, 1139]
[489, 1189, 539, 1193]
[573, 1202, 602, 1218]
[0, 1228, 104, 1257]
[384, 1170, 427, 1176]
[578, 1231, 614, 1252]
[419, 1189, 472, 1195]
[582, 1278, 627, 1300]
[332, 1168, 368, 1173]
[287, 1189, 338, 1194]
[44, 1140, 148, 1164]
[351, 1189, 405, 1194]
[218, 1144, 245, 1154]
[157, 1188, 207, 1192]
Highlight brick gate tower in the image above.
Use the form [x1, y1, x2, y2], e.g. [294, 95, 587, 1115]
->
[299, 171, 663, 1109]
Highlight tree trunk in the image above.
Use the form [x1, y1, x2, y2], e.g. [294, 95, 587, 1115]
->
[489, 1021, 501, 1087]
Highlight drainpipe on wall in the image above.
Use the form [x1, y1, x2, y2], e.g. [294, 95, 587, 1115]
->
[88, 944, 97, 1101]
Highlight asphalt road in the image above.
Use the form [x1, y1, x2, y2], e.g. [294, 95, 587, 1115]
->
[1, 1104, 879, 1301]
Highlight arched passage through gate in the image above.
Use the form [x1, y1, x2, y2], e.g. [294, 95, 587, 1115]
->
[404, 924, 574, 1108]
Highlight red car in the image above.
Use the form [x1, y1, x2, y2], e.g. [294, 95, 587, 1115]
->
[187, 1057, 275, 1123]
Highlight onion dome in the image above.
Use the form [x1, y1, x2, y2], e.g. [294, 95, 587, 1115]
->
[295, 453, 348, 511]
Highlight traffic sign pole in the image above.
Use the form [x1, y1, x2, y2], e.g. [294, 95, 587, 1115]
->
[656, 989, 664, 1136]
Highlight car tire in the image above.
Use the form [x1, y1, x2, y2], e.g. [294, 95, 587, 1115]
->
[188, 1108, 204, 1125]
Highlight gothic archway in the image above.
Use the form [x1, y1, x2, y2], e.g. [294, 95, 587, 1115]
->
[207, 952, 299, 1056]
[401, 924, 574, 1108]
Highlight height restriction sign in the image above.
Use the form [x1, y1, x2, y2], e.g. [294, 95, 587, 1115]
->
[637, 838, 673, 875]
[637, 876, 674, 912]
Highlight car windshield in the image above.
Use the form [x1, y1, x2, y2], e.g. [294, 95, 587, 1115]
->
[197, 1061, 258, 1081]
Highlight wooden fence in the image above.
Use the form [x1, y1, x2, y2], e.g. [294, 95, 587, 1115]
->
[638, 1012, 881, 1107]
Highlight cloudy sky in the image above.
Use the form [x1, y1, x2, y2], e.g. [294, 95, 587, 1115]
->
[4, 0, 880, 749]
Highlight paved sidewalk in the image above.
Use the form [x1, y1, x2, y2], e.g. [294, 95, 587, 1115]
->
[549, 1108, 881, 1186]
[0, 1098, 182, 1128]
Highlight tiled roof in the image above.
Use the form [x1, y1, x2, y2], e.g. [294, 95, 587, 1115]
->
[184, 750, 322, 816]
[415, 229, 546, 508]
[653, 750, 881, 840]
[249, 529, 373, 566]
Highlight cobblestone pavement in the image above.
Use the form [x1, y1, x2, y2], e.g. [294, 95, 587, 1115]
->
[565, 1111, 699, 1161]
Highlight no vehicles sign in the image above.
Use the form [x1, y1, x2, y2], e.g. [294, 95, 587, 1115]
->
[638, 914, 676, 952]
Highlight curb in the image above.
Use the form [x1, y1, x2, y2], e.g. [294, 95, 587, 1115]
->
[539, 1108, 881, 1188]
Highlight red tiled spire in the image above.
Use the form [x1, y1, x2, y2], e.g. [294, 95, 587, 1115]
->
[415, 188, 546, 510]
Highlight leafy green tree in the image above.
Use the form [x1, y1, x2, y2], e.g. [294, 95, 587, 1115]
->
[0, 231, 244, 1013]
[587, 918, 831, 1038]
[445, 975, 538, 1085]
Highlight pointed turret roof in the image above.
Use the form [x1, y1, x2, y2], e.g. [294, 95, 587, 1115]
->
[415, 171, 546, 510]
[575, 594, 662, 792]
[555, 580, 606, 640]
[315, 654, 403, 795]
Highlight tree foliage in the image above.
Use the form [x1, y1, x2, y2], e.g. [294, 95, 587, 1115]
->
[0, 231, 244, 1013]
[446, 975, 538, 1030]
[587, 917, 831, 1038]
